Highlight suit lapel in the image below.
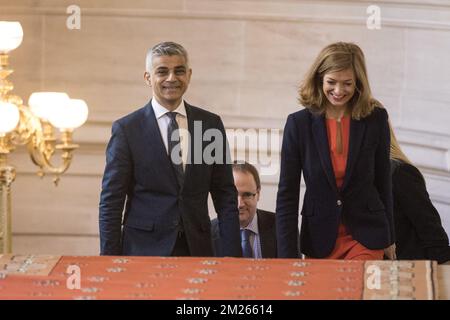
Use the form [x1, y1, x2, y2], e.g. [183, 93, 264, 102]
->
[341, 118, 366, 191]
[311, 114, 339, 194]
[142, 101, 179, 188]
[181, 102, 195, 193]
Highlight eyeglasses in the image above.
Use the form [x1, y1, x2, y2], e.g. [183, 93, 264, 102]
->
[238, 192, 257, 200]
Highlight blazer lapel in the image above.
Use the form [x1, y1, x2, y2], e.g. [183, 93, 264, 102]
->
[142, 101, 179, 188]
[311, 114, 339, 194]
[341, 118, 366, 191]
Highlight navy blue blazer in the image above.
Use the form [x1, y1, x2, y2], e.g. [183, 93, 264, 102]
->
[99, 100, 242, 257]
[392, 160, 450, 264]
[276, 107, 394, 258]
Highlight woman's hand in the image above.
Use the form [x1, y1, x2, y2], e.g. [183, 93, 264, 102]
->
[384, 243, 397, 260]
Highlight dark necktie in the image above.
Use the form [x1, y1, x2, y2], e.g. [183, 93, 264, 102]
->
[241, 229, 253, 258]
[167, 112, 184, 188]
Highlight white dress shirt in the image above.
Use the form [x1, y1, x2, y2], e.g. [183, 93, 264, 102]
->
[151, 99, 188, 170]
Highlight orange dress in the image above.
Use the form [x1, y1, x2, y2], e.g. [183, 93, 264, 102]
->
[324, 116, 384, 260]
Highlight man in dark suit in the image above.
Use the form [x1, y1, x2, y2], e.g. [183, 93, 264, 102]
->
[99, 42, 241, 257]
[211, 161, 277, 258]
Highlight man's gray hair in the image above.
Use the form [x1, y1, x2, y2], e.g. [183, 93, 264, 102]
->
[145, 41, 189, 72]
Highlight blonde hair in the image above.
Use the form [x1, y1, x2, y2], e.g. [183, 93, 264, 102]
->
[389, 122, 412, 165]
[299, 42, 381, 120]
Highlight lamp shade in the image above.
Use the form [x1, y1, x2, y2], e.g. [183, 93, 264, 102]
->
[48, 99, 89, 130]
[0, 101, 20, 134]
[28, 92, 70, 120]
[0, 21, 23, 53]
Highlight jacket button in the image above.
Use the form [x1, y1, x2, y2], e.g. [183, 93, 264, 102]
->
[337, 200, 342, 206]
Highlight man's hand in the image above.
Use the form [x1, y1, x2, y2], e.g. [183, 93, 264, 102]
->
[384, 243, 397, 260]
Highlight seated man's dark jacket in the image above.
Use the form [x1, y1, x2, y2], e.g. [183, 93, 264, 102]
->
[211, 209, 277, 258]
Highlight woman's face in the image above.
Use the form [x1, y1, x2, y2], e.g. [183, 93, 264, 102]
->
[322, 68, 356, 110]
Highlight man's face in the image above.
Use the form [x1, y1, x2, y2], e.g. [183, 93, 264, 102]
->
[144, 54, 192, 110]
[233, 171, 260, 228]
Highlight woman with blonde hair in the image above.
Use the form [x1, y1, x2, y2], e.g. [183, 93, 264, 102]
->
[276, 42, 395, 260]
[390, 125, 450, 263]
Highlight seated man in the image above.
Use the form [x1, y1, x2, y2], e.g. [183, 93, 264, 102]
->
[211, 161, 277, 258]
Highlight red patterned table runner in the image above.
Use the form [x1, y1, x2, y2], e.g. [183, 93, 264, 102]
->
[0, 255, 439, 300]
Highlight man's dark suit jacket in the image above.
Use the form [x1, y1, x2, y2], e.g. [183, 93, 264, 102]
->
[211, 209, 277, 258]
[392, 159, 450, 264]
[276, 107, 395, 258]
[99, 100, 242, 257]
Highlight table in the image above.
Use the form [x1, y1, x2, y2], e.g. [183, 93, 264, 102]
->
[0, 255, 446, 300]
